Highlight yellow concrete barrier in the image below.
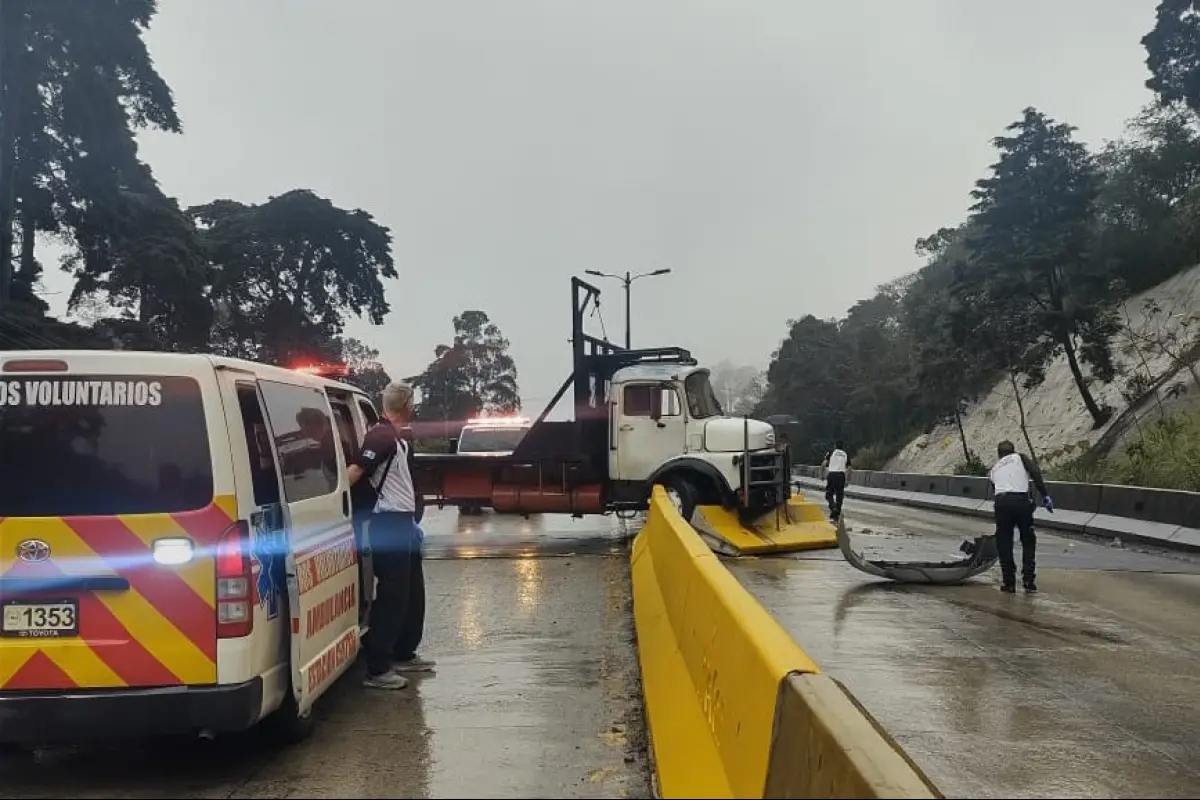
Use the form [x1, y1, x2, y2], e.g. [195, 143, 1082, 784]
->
[634, 486, 820, 798]
[633, 486, 941, 799]
[691, 497, 837, 556]
[764, 674, 943, 799]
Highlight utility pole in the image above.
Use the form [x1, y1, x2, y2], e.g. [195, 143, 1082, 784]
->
[584, 268, 671, 349]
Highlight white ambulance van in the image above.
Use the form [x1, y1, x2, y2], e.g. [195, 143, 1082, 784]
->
[0, 351, 381, 746]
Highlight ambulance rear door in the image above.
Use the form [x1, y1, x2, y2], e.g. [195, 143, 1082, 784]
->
[0, 353, 230, 694]
[256, 377, 359, 715]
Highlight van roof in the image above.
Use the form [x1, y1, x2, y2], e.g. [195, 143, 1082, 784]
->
[2, 350, 367, 396]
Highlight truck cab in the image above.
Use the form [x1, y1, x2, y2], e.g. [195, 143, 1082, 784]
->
[607, 363, 780, 519]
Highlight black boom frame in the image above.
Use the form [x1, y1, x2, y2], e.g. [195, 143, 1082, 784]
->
[512, 277, 695, 478]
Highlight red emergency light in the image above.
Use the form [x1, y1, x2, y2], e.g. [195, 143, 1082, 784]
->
[2, 358, 68, 373]
[291, 363, 351, 378]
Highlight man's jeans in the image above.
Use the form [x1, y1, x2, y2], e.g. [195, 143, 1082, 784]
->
[362, 512, 425, 676]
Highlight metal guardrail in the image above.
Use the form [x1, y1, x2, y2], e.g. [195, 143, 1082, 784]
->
[794, 466, 1200, 551]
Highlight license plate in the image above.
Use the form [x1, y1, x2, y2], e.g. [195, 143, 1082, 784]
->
[1, 599, 79, 638]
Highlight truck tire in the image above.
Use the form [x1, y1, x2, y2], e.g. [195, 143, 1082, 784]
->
[657, 473, 698, 521]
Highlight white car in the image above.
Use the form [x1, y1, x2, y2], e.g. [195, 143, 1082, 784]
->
[453, 417, 532, 514]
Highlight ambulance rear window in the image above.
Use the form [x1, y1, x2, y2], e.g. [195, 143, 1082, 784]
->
[0, 375, 214, 517]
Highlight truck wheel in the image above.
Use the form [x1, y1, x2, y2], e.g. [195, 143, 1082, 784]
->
[262, 686, 315, 745]
[657, 474, 698, 521]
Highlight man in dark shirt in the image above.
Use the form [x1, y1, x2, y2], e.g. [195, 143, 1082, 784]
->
[348, 382, 431, 690]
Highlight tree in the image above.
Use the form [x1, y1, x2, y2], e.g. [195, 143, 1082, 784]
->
[1093, 102, 1200, 293]
[733, 371, 767, 416]
[409, 342, 475, 423]
[1143, 0, 1200, 114]
[708, 360, 766, 415]
[0, 0, 182, 311]
[409, 310, 521, 419]
[65, 190, 211, 349]
[191, 189, 396, 364]
[758, 315, 854, 463]
[339, 337, 392, 409]
[904, 235, 991, 467]
[836, 277, 917, 446]
[950, 263, 1054, 461]
[961, 107, 1117, 428]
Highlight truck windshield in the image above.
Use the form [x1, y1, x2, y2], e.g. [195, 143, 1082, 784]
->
[457, 426, 529, 453]
[684, 372, 724, 419]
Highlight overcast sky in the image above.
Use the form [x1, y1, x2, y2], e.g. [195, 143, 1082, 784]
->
[41, 0, 1161, 412]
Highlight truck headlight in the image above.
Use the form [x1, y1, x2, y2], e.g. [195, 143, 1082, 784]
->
[765, 432, 775, 446]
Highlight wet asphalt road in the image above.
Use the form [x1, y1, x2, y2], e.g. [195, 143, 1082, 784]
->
[729, 495, 1200, 799]
[0, 509, 652, 800]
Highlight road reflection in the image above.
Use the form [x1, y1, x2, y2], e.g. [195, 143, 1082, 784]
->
[421, 506, 630, 559]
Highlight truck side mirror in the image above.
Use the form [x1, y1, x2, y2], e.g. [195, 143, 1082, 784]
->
[448, 437, 459, 454]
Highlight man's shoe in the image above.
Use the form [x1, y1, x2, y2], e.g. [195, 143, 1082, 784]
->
[1024, 582, 1038, 593]
[394, 655, 436, 673]
[1001, 584, 1016, 594]
[363, 669, 409, 690]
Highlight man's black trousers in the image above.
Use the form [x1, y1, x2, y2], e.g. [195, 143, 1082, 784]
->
[362, 511, 427, 676]
[994, 493, 1037, 587]
[825, 471, 847, 514]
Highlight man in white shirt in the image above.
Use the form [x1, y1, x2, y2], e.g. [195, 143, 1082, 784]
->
[822, 441, 852, 520]
[348, 382, 435, 689]
[988, 440, 1053, 594]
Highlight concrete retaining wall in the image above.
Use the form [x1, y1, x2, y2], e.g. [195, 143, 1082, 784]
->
[631, 487, 941, 799]
[796, 467, 1200, 551]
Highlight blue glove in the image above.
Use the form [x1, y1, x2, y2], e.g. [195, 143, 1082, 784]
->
[1042, 495, 1054, 513]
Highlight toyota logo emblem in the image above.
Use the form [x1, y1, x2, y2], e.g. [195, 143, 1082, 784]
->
[16, 539, 51, 564]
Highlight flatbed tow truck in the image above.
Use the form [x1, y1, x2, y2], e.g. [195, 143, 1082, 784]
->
[410, 277, 836, 556]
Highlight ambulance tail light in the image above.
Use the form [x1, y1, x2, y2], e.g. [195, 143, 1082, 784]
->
[216, 520, 254, 639]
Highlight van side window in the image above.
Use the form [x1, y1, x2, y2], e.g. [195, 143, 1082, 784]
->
[258, 380, 340, 502]
[236, 383, 281, 507]
[358, 399, 379, 427]
[329, 400, 358, 462]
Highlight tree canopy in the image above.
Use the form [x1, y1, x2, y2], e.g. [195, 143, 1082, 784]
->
[757, 92, 1200, 466]
[0, 2, 399, 364]
[339, 337, 392, 410]
[192, 190, 396, 364]
[409, 310, 522, 421]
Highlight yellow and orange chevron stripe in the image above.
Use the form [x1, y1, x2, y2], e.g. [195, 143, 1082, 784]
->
[0, 495, 237, 691]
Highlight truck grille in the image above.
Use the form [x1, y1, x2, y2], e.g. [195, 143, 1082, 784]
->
[743, 448, 790, 510]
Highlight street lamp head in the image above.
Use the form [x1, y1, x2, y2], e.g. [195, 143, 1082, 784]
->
[650, 268, 671, 276]
[584, 269, 603, 277]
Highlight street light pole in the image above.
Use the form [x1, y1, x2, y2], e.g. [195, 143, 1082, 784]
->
[623, 270, 631, 349]
[584, 268, 671, 349]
